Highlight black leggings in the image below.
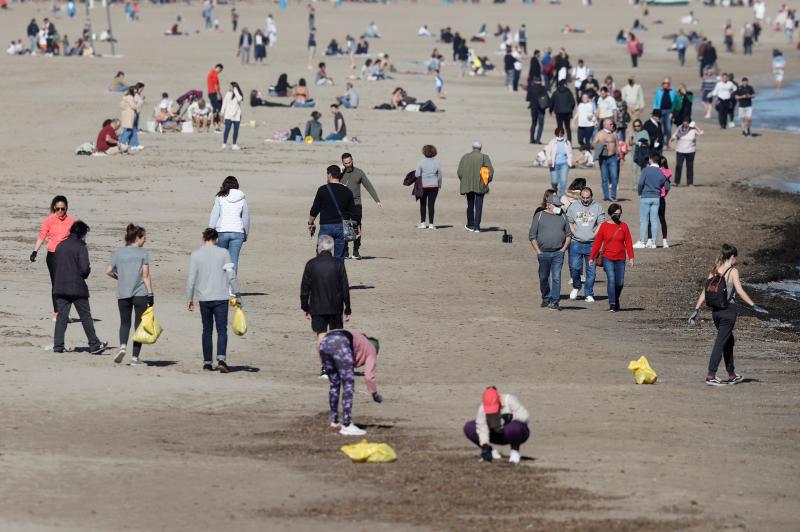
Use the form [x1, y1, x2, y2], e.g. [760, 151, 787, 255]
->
[555, 113, 573, 143]
[118, 296, 149, 356]
[646, 197, 668, 240]
[420, 188, 439, 224]
[46, 251, 58, 312]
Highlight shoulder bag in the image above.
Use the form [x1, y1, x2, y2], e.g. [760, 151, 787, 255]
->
[596, 224, 622, 267]
[326, 184, 357, 242]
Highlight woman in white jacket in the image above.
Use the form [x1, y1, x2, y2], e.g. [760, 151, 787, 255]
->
[544, 127, 574, 197]
[463, 386, 530, 465]
[220, 82, 244, 150]
[209, 176, 250, 273]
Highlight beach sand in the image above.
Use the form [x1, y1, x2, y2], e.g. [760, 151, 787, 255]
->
[1, 1, 799, 530]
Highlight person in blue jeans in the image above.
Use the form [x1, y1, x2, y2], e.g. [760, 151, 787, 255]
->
[186, 228, 241, 372]
[589, 203, 635, 312]
[654, 78, 677, 140]
[566, 186, 604, 302]
[308, 165, 357, 260]
[594, 119, 620, 201]
[545, 127, 573, 196]
[529, 194, 572, 310]
[324, 104, 347, 141]
[635, 153, 670, 249]
[209, 176, 250, 273]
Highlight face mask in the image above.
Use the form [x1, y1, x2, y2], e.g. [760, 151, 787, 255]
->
[611, 214, 621, 223]
[552, 207, 561, 215]
[581, 199, 592, 206]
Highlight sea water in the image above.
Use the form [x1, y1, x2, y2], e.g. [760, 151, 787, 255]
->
[752, 80, 800, 133]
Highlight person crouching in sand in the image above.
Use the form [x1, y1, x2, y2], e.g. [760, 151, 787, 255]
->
[463, 386, 530, 465]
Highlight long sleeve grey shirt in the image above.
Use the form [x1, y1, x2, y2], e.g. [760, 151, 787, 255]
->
[528, 210, 571, 251]
[566, 200, 605, 243]
[415, 157, 443, 188]
[341, 167, 381, 205]
[186, 245, 240, 302]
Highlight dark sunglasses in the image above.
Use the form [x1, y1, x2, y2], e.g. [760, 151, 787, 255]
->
[54, 207, 67, 212]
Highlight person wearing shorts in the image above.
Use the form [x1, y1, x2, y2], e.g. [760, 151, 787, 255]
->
[734, 77, 755, 137]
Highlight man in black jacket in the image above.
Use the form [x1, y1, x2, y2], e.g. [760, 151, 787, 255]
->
[643, 109, 665, 151]
[301, 235, 352, 375]
[52, 221, 107, 354]
[526, 49, 542, 87]
[549, 80, 576, 143]
[308, 165, 357, 261]
[525, 77, 548, 144]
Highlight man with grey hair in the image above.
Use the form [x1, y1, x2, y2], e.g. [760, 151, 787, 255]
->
[301, 234, 352, 376]
[457, 141, 494, 232]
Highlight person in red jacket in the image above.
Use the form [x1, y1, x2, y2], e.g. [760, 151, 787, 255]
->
[30, 195, 75, 316]
[589, 203, 634, 312]
[207, 63, 224, 129]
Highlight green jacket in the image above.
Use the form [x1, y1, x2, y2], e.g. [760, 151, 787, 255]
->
[457, 149, 494, 195]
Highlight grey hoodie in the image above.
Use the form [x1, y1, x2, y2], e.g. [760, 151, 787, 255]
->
[566, 200, 605, 243]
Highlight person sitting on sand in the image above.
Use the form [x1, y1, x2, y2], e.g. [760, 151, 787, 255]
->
[269, 73, 292, 97]
[96, 118, 127, 155]
[304, 111, 323, 141]
[336, 82, 359, 109]
[155, 103, 182, 132]
[109, 71, 128, 92]
[418, 25, 432, 37]
[464, 386, 530, 465]
[355, 38, 369, 55]
[188, 99, 211, 131]
[362, 22, 381, 39]
[325, 104, 347, 141]
[324, 38, 341, 56]
[315, 62, 334, 86]
[290, 78, 315, 108]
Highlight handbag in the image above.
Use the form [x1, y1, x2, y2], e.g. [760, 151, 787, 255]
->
[326, 184, 357, 242]
[596, 224, 622, 267]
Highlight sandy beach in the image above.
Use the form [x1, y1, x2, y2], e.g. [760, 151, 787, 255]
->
[1, 1, 799, 530]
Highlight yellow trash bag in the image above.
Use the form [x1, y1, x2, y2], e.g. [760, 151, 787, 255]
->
[131, 306, 163, 345]
[230, 298, 247, 336]
[340, 439, 397, 463]
[627, 355, 658, 384]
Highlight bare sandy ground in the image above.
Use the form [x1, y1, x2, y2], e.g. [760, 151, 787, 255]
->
[1, 1, 799, 531]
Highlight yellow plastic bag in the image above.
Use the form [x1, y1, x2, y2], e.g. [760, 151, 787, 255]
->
[131, 306, 163, 345]
[340, 439, 397, 463]
[480, 166, 491, 186]
[627, 355, 657, 384]
[231, 301, 247, 336]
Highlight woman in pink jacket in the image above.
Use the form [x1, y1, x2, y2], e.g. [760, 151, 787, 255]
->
[30, 195, 75, 316]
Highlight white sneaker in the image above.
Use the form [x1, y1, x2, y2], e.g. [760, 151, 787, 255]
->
[509, 450, 521, 465]
[339, 424, 367, 436]
[114, 347, 126, 364]
[585, 295, 595, 303]
[662, 239, 669, 248]
[128, 356, 142, 366]
[569, 288, 579, 300]
[491, 449, 502, 460]
[221, 144, 227, 150]
[416, 222, 428, 229]
[645, 239, 656, 249]
[231, 144, 241, 151]
[329, 422, 341, 430]
[428, 224, 436, 230]
[632, 241, 646, 249]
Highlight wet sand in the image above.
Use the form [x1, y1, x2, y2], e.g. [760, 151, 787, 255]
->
[1, 2, 799, 531]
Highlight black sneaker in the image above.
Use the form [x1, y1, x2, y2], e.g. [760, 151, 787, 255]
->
[319, 367, 329, 379]
[89, 341, 108, 354]
[217, 360, 229, 374]
[540, 301, 549, 308]
[608, 306, 616, 313]
[353, 253, 362, 260]
[705, 376, 726, 386]
[547, 303, 561, 311]
[203, 364, 214, 371]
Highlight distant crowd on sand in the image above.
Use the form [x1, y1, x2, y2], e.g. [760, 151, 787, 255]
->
[23, 0, 780, 464]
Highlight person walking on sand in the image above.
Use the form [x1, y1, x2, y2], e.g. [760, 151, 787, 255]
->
[207, 64, 224, 130]
[772, 49, 786, 96]
[589, 203, 634, 313]
[457, 141, 494, 233]
[220, 82, 243, 150]
[52, 221, 108, 354]
[634, 154, 670, 249]
[186, 228, 241, 373]
[301, 235, 352, 377]
[593, 119, 620, 201]
[688, 244, 768, 386]
[31, 196, 75, 319]
[463, 386, 530, 465]
[710, 72, 736, 130]
[529, 194, 571, 311]
[627, 33, 642, 68]
[106, 224, 154, 365]
[734, 77, 755, 137]
[550, 80, 576, 144]
[319, 329, 381, 436]
[642, 109, 664, 151]
[526, 77, 549, 144]
[669, 120, 703, 186]
[308, 165, 357, 261]
[566, 186, 604, 303]
[415, 144, 443, 229]
[341, 153, 383, 259]
[544, 127, 573, 197]
[654, 78, 677, 139]
[237, 27, 252, 65]
[209, 176, 250, 273]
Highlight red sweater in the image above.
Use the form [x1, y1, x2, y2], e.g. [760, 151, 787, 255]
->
[590, 221, 634, 261]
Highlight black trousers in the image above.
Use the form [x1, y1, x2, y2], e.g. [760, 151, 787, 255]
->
[46, 251, 58, 312]
[118, 296, 149, 356]
[530, 107, 545, 143]
[466, 192, 485, 230]
[555, 113, 573, 143]
[709, 304, 737, 375]
[345, 204, 363, 256]
[420, 188, 439, 224]
[53, 296, 101, 352]
[630, 53, 638, 68]
[646, 197, 668, 240]
[674, 151, 695, 185]
[716, 100, 732, 128]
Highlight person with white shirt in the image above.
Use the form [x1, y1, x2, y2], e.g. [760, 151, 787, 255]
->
[710, 72, 736, 129]
[188, 99, 212, 130]
[753, 0, 766, 23]
[220, 81, 243, 149]
[575, 92, 597, 151]
[596, 87, 616, 122]
[158, 92, 173, 113]
[621, 76, 644, 122]
[572, 60, 588, 100]
[208, 176, 250, 274]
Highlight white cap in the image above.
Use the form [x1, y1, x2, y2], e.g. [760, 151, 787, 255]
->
[472, 141, 482, 149]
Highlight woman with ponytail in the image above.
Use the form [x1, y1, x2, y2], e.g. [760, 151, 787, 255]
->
[31, 195, 75, 318]
[106, 224, 154, 365]
[688, 244, 768, 386]
[208, 176, 250, 274]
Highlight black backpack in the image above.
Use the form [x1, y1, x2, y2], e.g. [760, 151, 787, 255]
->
[705, 267, 733, 310]
[633, 141, 650, 169]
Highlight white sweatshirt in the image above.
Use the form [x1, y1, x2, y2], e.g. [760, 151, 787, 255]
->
[221, 89, 243, 121]
[209, 189, 250, 235]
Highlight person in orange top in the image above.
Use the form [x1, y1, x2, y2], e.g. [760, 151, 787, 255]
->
[207, 63, 224, 129]
[31, 195, 75, 315]
[589, 202, 634, 313]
